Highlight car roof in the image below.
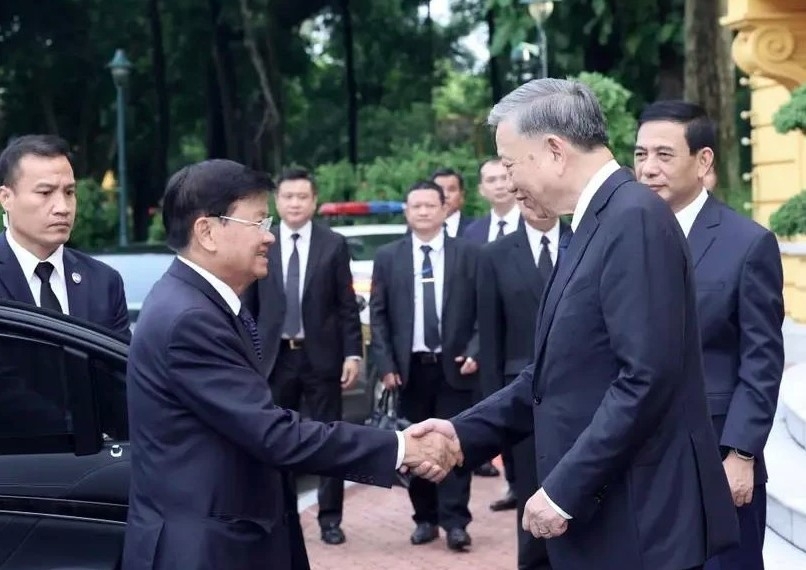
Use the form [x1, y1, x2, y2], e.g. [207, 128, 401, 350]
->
[330, 224, 407, 237]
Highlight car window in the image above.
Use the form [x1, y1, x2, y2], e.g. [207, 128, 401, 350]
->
[0, 336, 72, 438]
[345, 234, 403, 261]
[90, 358, 128, 442]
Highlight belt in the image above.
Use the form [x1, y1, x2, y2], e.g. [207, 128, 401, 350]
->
[412, 352, 441, 365]
[281, 338, 304, 350]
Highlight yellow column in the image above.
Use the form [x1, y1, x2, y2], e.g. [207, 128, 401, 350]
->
[723, 0, 806, 321]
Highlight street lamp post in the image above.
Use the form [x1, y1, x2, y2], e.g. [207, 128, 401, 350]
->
[520, 0, 559, 79]
[107, 49, 132, 247]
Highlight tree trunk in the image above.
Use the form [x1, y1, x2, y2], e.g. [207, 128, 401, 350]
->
[209, 0, 242, 161]
[684, 0, 739, 197]
[238, 0, 282, 171]
[486, 8, 503, 103]
[339, 0, 358, 167]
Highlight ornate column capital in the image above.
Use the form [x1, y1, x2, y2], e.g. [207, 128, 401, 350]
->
[723, 12, 806, 90]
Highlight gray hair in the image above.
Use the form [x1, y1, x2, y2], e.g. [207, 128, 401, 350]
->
[487, 79, 609, 150]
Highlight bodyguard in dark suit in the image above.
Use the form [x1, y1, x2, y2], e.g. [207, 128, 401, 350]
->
[242, 168, 361, 545]
[412, 79, 739, 570]
[463, 158, 524, 245]
[636, 101, 784, 570]
[123, 159, 460, 570]
[370, 180, 480, 552]
[477, 203, 570, 570]
[431, 167, 473, 237]
[0, 135, 129, 339]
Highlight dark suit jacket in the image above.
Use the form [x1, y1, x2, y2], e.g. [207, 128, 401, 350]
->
[689, 195, 784, 484]
[243, 222, 362, 378]
[452, 168, 739, 570]
[122, 259, 398, 570]
[455, 213, 473, 237]
[369, 235, 480, 391]
[476, 222, 571, 397]
[0, 232, 130, 340]
[463, 212, 525, 244]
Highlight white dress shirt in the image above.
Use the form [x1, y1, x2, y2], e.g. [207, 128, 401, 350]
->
[570, 160, 622, 232]
[674, 188, 709, 238]
[444, 210, 461, 238]
[486, 206, 521, 242]
[524, 220, 560, 266]
[6, 228, 70, 314]
[178, 253, 407, 467]
[177, 256, 241, 315]
[411, 231, 445, 352]
[280, 220, 312, 339]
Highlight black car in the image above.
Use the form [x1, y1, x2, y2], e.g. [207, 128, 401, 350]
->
[0, 300, 374, 568]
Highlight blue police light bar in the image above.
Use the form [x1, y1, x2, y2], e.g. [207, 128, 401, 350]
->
[318, 201, 406, 216]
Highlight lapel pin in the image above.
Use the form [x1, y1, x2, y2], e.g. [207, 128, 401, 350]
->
[71, 272, 82, 284]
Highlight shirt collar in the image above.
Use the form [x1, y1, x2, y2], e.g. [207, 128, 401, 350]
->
[524, 219, 560, 245]
[280, 220, 312, 242]
[491, 205, 520, 228]
[5, 227, 65, 283]
[412, 230, 445, 253]
[571, 160, 621, 232]
[675, 188, 709, 238]
[177, 255, 242, 315]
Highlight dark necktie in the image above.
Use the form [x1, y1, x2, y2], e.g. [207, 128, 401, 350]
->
[238, 306, 263, 361]
[34, 262, 63, 313]
[282, 233, 302, 338]
[557, 230, 572, 270]
[420, 245, 440, 351]
[496, 220, 507, 240]
[537, 235, 553, 282]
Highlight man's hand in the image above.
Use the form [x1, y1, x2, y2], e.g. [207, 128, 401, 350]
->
[455, 355, 478, 375]
[340, 359, 360, 390]
[401, 419, 464, 482]
[724, 451, 755, 507]
[382, 373, 401, 391]
[523, 489, 568, 539]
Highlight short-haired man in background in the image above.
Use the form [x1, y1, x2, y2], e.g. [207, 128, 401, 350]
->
[431, 167, 473, 238]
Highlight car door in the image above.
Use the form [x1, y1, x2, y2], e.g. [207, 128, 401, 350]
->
[0, 302, 129, 569]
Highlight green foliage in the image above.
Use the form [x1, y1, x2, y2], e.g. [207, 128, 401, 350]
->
[572, 71, 637, 166]
[68, 179, 120, 249]
[147, 211, 166, 244]
[773, 84, 806, 136]
[314, 138, 489, 217]
[770, 191, 806, 238]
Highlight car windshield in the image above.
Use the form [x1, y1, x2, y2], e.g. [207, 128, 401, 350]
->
[344, 234, 402, 261]
[92, 253, 175, 305]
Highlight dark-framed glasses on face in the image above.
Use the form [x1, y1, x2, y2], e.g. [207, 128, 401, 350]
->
[218, 215, 273, 233]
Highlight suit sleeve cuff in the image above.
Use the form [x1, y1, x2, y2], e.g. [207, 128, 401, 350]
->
[346, 355, 362, 361]
[540, 488, 572, 520]
[395, 431, 406, 469]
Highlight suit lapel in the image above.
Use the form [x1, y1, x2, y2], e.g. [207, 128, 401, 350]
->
[533, 168, 632, 361]
[687, 195, 721, 268]
[63, 248, 90, 320]
[0, 232, 35, 304]
[303, 223, 322, 298]
[169, 259, 262, 371]
[268, 228, 283, 291]
[398, 237, 414, 318]
[511, 230, 541, 303]
[442, 237, 456, 306]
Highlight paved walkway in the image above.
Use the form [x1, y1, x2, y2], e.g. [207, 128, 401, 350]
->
[300, 457, 519, 570]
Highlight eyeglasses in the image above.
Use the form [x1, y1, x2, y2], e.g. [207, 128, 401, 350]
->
[217, 215, 273, 233]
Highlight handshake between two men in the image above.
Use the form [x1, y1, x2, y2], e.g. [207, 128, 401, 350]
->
[398, 418, 569, 541]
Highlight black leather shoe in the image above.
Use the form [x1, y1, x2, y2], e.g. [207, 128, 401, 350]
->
[489, 488, 517, 511]
[410, 522, 439, 545]
[446, 528, 472, 551]
[320, 524, 346, 545]
[473, 462, 500, 477]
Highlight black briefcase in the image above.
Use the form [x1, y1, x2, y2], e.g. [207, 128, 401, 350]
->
[365, 388, 412, 488]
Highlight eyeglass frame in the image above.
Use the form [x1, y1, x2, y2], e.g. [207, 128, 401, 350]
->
[215, 215, 273, 233]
